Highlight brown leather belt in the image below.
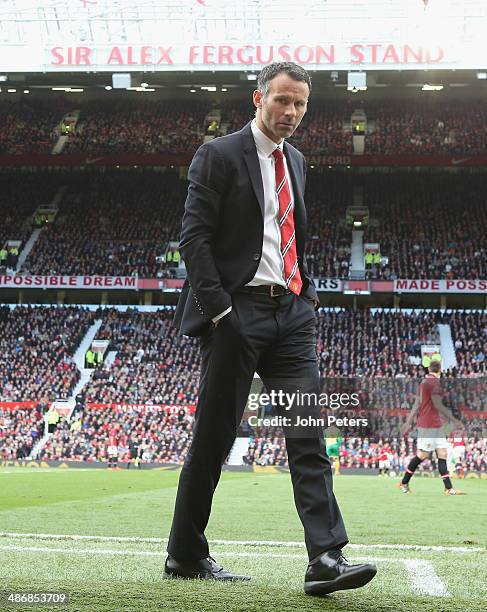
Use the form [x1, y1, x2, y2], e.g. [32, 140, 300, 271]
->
[237, 284, 291, 297]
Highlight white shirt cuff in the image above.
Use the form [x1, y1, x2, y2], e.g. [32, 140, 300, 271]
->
[212, 306, 232, 323]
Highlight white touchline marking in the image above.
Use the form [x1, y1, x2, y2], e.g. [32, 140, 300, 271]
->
[0, 545, 450, 596]
[403, 559, 450, 597]
[0, 532, 483, 554]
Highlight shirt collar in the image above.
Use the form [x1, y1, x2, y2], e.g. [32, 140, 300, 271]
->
[251, 119, 284, 158]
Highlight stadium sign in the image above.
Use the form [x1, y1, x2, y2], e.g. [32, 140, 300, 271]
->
[313, 279, 343, 292]
[46, 43, 445, 71]
[87, 403, 196, 413]
[394, 279, 487, 293]
[0, 0, 485, 72]
[0, 276, 485, 294]
[0, 275, 137, 290]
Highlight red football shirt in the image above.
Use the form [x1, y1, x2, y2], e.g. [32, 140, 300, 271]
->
[417, 375, 443, 428]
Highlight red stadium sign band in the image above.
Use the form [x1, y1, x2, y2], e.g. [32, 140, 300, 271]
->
[87, 403, 196, 413]
[48, 43, 445, 68]
[394, 279, 487, 293]
[3, 155, 487, 168]
[0, 276, 484, 293]
[0, 401, 40, 410]
[0, 275, 137, 289]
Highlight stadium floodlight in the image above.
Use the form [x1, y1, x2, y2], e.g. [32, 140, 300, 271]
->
[0, 75, 7, 82]
[221, 88, 228, 92]
[347, 72, 367, 92]
[190, 89, 196, 93]
[201, 86, 217, 91]
[141, 82, 149, 88]
[247, 73, 258, 81]
[476, 72, 487, 80]
[422, 84, 443, 91]
[7, 88, 16, 93]
[23, 89, 29, 94]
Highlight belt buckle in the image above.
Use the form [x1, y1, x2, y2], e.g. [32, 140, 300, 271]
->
[270, 285, 281, 297]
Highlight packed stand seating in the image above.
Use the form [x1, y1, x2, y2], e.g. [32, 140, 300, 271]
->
[243, 309, 486, 467]
[4, 307, 484, 465]
[364, 100, 487, 155]
[243, 433, 486, 472]
[20, 170, 186, 277]
[316, 308, 439, 378]
[338, 435, 487, 472]
[0, 305, 95, 459]
[362, 173, 487, 280]
[0, 172, 60, 257]
[83, 308, 200, 405]
[305, 172, 353, 278]
[63, 101, 209, 155]
[450, 311, 487, 377]
[40, 405, 193, 465]
[40, 307, 199, 463]
[220, 102, 353, 155]
[0, 404, 46, 460]
[0, 99, 70, 155]
[0, 306, 94, 403]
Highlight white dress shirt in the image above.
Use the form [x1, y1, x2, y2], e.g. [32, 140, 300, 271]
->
[212, 119, 294, 323]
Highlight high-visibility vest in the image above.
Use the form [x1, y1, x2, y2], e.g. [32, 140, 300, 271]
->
[166, 251, 173, 262]
[0, 249, 7, 261]
[86, 350, 95, 364]
[373, 252, 381, 264]
[365, 252, 374, 264]
[48, 410, 59, 425]
[172, 250, 181, 263]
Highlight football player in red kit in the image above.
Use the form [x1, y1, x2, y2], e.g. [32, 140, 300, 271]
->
[399, 360, 466, 496]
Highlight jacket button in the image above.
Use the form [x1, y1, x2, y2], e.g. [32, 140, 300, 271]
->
[253, 253, 261, 261]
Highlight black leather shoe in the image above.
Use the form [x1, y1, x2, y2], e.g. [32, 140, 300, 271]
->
[304, 550, 377, 596]
[164, 555, 251, 581]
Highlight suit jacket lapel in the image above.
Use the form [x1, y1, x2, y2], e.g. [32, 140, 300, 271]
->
[241, 123, 265, 218]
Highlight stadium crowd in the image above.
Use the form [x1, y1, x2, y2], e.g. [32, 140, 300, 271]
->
[0, 305, 95, 460]
[40, 405, 193, 464]
[20, 171, 186, 277]
[1, 169, 484, 281]
[0, 404, 45, 460]
[0, 302, 484, 466]
[242, 434, 487, 474]
[364, 173, 487, 281]
[63, 101, 209, 155]
[364, 100, 487, 155]
[83, 308, 200, 405]
[0, 100, 69, 155]
[0, 172, 61, 262]
[0, 306, 94, 404]
[2, 98, 487, 157]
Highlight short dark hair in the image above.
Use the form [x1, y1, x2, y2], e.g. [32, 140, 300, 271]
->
[257, 62, 312, 97]
[428, 360, 442, 374]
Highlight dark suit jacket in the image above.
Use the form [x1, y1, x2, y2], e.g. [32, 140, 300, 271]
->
[174, 121, 318, 336]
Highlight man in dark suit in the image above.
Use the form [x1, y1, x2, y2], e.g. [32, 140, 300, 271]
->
[165, 62, 377, 596]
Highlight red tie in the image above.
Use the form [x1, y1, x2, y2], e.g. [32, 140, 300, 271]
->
[272, 148, 302, 295]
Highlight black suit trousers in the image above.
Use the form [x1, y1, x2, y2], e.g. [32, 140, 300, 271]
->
[167, 292, 348, 562]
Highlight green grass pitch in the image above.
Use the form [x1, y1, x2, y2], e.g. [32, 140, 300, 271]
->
[1, 468, 486, 611]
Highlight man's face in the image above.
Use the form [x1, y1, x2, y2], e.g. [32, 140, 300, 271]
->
[253, 72, 309, 144]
